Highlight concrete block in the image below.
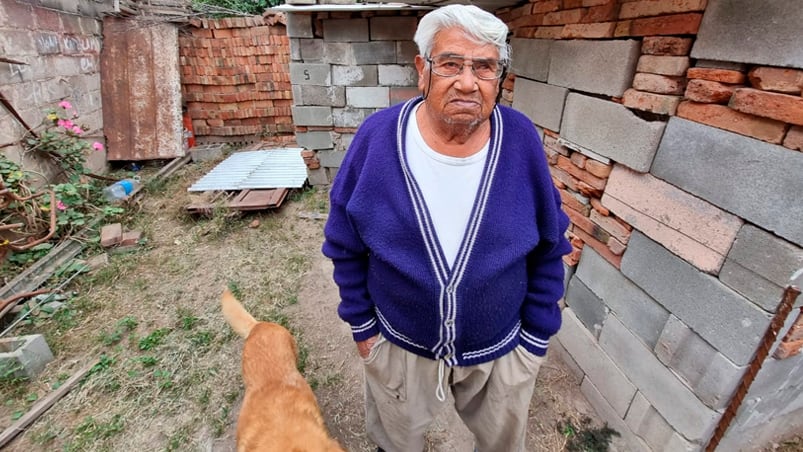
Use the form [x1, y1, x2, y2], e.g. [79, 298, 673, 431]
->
[306, 167, 330, 186]
[580, 377, 650, 452]
[317, 150, 346, 168]
[624, 392, 674, 451]
[352, 41, 396, 64]
[621, 231, 771, 366]
[290, 63, 331, 86]
[324, 42, 354, 65]
[323, 18, 369, 42]
[599, 314, 719, 441]
[335, 133, 355, 152]
[369, 16, 417, 41]
[654, 315, 745, 410]
[565, 276, 607, 338]
[748, 333, 803, 398]
[346, 87, 389, 109]
[0, 334, 54, 378]
[298, 38, 324, 62]
[286, 13, 313, 38]
[563, 261, 575, 295]
[652, 117, 803, 245]
[576, 247, 669, 349]
[718, 405, 803, 452]
[510, 38, 552, 82]
[556, 309, 636, 418]
[691, 0, 803, 68]
[296, 131, 333, 150]
[333, 65, 378, 87]
[378, 65, 418, 87]
[292, 85, 345, 107]
[549, 40, 640, 97]
[291, 106, 332, 127]
[333, 107, 373, 128]
[561, 93, 666, 172]
[602, 165, 742, 274]
[511, 78, 568, 132]
[289, 38, 301, 61]
[396, 40, 418, 64]
[190, 143, 224, 162]
[720, 224, 803, 311]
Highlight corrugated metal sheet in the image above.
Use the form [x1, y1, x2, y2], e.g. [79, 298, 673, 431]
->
[188, 148, 308, 192]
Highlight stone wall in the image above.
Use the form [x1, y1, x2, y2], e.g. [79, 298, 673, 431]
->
[497, 0, 803, 450]
[179, 15, 296, 146]
[0, 0, 109, 181]
[286, 9, 426, 185]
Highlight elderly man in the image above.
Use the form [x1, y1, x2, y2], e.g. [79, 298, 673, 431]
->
[322, 4, 571, 452]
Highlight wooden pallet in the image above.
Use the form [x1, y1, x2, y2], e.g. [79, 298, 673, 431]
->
[185, 188, 289, 215]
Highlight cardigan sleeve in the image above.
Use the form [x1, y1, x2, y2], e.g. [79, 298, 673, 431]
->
[321, 131, 381, 343]
[519, 143, 573, 356]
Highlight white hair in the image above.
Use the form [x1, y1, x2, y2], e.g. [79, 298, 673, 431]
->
[414, 4, 510, 64]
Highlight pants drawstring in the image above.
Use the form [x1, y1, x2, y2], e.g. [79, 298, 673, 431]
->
[436, 360, 447, 402]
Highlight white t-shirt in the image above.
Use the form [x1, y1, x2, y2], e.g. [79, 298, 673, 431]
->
[405, 108, 489, 267]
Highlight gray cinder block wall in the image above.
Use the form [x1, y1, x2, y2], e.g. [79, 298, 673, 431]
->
[500, 0, 803, 451]
[0, 0, 110, 181]
[282, 7, 427, 185]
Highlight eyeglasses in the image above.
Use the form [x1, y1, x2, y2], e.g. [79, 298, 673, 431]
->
[426, 54, 506, 80]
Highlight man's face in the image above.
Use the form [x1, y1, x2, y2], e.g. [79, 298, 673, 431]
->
[415, 27, 501, 129]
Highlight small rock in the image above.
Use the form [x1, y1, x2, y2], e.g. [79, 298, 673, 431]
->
[248, 219, 260, 229]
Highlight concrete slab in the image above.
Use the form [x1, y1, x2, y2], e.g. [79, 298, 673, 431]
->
[549, 40, 640, 97]
[512, 77, 568, 132]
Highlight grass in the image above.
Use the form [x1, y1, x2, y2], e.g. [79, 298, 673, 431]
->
[0, 158, 327, 451]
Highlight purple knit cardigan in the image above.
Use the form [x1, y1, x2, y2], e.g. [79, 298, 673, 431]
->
[323, 97, 571, 366]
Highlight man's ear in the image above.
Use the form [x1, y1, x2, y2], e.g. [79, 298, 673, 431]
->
[415, 55, 428, 92]
[495, 68, 508, 104]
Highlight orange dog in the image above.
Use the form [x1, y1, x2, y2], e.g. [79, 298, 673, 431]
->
[221, 289, 345, 452]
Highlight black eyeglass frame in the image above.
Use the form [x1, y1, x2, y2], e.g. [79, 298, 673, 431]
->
[425, 54, 508, 81]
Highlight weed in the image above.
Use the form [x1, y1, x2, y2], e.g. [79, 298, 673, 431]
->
[558, 416, 620, 452]
[137, 356, 158, 367]
[138, 328, 171, 351]
[227, 280, 243, 300]
[117, 316, 138, 330]
[165, 425, 191, 451]
[190, 330, 214, 347]
[65, 414, 125, 450]
[30, 427, 59, 445]
[0, 361, 27, 386]
[153, 369, 173, 390]
[89, 354, 115, 377]
[177, 308, 199, 330]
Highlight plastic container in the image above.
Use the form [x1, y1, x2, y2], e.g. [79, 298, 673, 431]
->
[103, 178, 140, 202]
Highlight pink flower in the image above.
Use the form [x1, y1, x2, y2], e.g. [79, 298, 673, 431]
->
[92, 142, 104, 152]
[56, 201, 67, 211]
[71, 126, 83, 135]
[58, 119, 74, 129]
[58, 100, 72, 110]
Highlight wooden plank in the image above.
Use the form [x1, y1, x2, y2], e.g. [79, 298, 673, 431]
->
[0, 361, 96, 448]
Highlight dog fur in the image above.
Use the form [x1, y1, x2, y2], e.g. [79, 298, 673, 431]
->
[221, 288, 345, 452]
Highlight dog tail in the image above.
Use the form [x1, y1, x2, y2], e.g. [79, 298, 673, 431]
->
[221, 288, 258, 338]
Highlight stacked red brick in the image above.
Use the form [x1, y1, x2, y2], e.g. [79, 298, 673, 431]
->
[678, 67, 803, 149]
[178, 15, 294, 142]
[543, 132, 631, 268]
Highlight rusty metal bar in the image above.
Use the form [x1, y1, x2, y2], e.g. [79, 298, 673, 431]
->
[705, 284, 801, 451]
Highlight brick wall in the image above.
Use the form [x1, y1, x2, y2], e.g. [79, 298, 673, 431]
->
[286, 9, 426, 185]
[499, 0, 803, 451]
[179, 15, 296, 146]
[0, 0, 108, 180]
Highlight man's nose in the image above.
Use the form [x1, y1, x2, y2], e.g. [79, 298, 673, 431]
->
[455, 64, 479, 89]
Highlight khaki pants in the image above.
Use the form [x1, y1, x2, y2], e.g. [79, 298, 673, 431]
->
[363, 335, 544, 452]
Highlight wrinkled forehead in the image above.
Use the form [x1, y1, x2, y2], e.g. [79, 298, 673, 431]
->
[430, 27, 500, 59]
